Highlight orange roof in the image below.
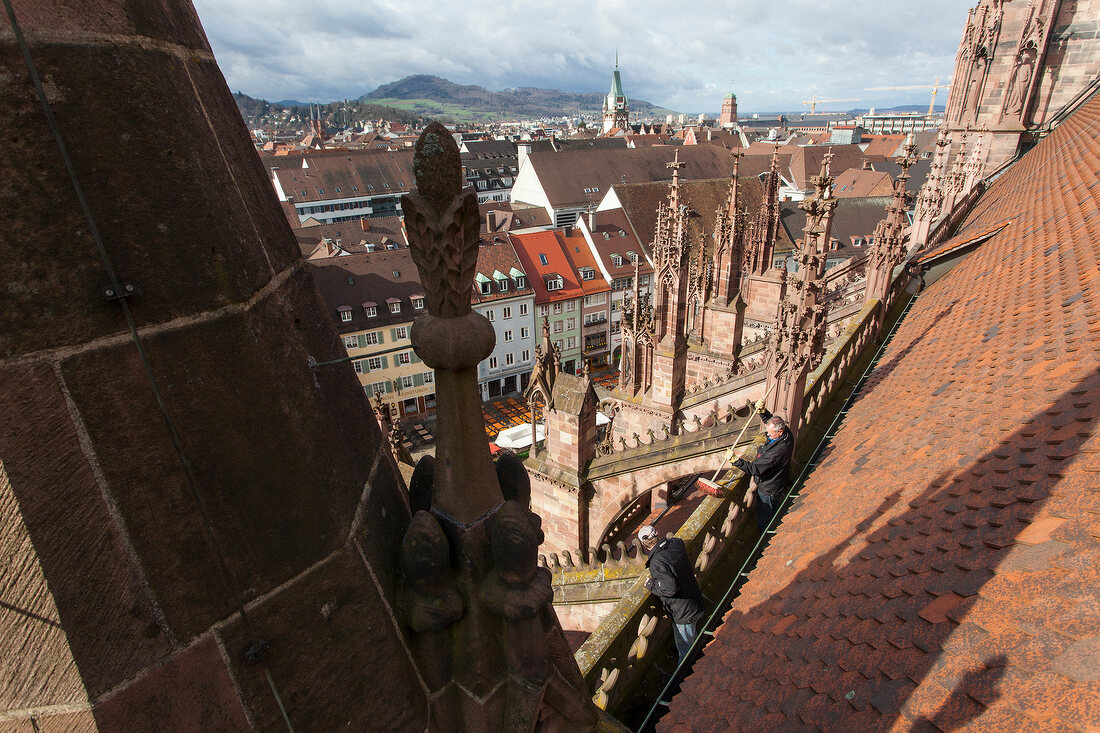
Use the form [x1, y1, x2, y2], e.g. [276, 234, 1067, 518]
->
[560, 232, 609, 295]
[508, 230, 584, 303]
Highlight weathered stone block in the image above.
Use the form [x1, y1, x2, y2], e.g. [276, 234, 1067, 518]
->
[93, 636, 249, 731]
[0, 364, 172, 705]
[60, 268, 378, 639]
[220, 551, 427, 732]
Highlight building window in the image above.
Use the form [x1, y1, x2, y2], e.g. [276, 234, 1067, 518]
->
[344, 335, 359, 349]
[353, 360, 365, 374]
[504, 330, 513, 342]
[398, 351, 412, 365]
[522, 349, 530, 361]
[538, 253, 549, 266]
[554, 340, 562, 351]
[394, 326, 408, 340]
[340, 310, 352, 322]
[628, 252, 639, 264]
[521, 326, 530, 338]
[566, 318, 576, 330]
[502, 306, 512, 319]
[546, 277, 562, 291]
[370, 380, 386, 394]
[553, 303, 563, 315]
[367, 357, 383, 371]
[581, 268, 594, 280]
[480, 281, 491, 295]
[489, 356, 498, 369]
[497, 278, 509, 292]
[401, 375, 414, 389]
[554, 321, 563, 334]
[515, 276, 526, 289]
[423, 371, 434, 384]
[520, 303, 529, 316]
[565, 301, 576, 312]
[425, 392, 436, 408]
[412, 297, 425, 310]
[640, 274, 651, 286]
[364, 332, 380, 345]
[566, 337, 576, 349]
[611, 254, 623, 266]
[539, 305, 549, 317]
[486, 309, 495, 321]
[506, 353, 514, 366]
[390, 302, 401, 314]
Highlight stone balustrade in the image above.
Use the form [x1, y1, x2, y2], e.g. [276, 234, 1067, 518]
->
[573, 452, 760, 714]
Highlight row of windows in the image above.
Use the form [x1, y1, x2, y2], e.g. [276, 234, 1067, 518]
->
[486, 349, 532, 370]
[339, 297, 424, 322]
[583, 292, 607, 306]
[352, 349, 423, 373]
[344, 326, 408, 350]
[538, 301, 577, 317]
[478, 275, 527, 295]
[364, 372, 434, 394]
[552, 337, 577, 351]
[484, 302, 529, 321]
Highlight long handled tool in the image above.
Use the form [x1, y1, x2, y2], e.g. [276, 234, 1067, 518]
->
[696, 379, 779, 497]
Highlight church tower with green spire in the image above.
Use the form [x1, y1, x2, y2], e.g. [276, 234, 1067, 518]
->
[602, 54, 629, 133]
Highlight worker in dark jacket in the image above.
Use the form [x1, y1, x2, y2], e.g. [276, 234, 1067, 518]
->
[733, 402, 794, 531]
[639, 525, 705, 661]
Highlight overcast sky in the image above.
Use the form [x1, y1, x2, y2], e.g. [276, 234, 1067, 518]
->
[192, 0, 973, 114]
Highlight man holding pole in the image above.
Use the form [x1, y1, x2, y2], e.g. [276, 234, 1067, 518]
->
[733, 401, 794, 531]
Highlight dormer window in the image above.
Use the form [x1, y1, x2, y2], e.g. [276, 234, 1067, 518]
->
[611, 254, 623, 267]
[338, 306, 353, 322]
[412, 295, 425, 310]
[386, 298, 401, 313]
[363, 301, 378, 317]
[628, 251, 639, 264]
[516, 276, 526, 288]
[546, 274, 564, 291]
[580, 267, 595, 281]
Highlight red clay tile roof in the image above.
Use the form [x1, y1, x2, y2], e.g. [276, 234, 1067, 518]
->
[789, 144, 887, 190]
[660, 93, 1100, 732]
[831, 167, 895, 198]
[509, 230, 584, 303]
[861, 135, 908, 159]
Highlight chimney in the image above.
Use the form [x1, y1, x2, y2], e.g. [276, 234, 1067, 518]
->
[517, 141, 532, 171]
[487, 210, 497, 231]
[360, 217, 370, 231]
[707, 128, 713, 141]
[588, 209, 596, 231]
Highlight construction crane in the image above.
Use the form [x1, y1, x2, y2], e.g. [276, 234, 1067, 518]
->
[801, 96, 858, 114]
[864, 78, 952, 115]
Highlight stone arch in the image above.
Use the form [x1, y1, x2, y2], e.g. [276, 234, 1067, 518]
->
[589, 450, 739, 546]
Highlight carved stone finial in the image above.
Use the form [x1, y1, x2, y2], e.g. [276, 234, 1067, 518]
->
[403, 122, 501, 524]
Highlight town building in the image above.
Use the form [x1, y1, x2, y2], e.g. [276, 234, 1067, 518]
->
[309, 246, 437, 418]
[270, 149, 416, 224]
[574, 208, 655, 363]
[602, 58, 629, 133]
[719, 92, 738, 127]
[471, 236, 536, 399]
[510, 144, 782, 228]
[510, 229, 586, 376]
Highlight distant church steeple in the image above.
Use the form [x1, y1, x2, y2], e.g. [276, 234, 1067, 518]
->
[602, 53, 629, 134]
